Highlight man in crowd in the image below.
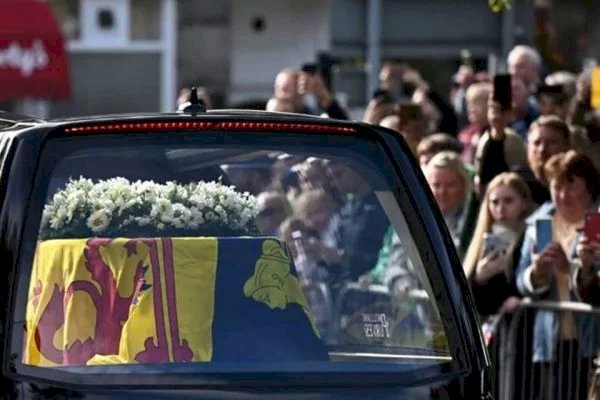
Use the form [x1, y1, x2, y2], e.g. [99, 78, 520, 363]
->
[508, 45, 543, 93]
[271, 68, 349, 119]
[511, 75, 541, 139]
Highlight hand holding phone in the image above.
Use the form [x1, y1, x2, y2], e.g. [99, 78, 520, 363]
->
[535, 217, 553, 253]
[372, 88, 395, 104]
[483, 233, 506, 256]
[397, 102, 423, 122]
[583, 212, 600, 244]
[301, 63, 318, 75]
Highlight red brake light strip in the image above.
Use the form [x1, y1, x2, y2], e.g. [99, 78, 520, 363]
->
[64, 121, 356, 134]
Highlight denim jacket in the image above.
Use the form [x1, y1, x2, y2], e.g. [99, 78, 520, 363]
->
[516, 201, 600, 362]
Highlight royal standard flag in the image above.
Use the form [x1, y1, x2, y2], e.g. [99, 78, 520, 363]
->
[24, 237, 327, 367]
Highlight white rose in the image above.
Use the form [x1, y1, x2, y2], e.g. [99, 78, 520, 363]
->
[86, 210, 111, 233]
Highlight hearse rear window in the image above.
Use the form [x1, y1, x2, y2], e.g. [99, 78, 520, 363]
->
[13, 133, 452, 380]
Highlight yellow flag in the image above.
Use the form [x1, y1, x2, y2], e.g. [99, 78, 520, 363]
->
[24, 237, 218, 367]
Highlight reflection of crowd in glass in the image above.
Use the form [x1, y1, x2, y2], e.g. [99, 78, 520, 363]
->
[183, 44, 600, 399]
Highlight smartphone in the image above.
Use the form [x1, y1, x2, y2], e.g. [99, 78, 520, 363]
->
[301, 62, 318, 75]
[483, 233, 508, 256]
[398, 103, 422, 122]
[372, 88, 395, 103]
[483, 233, 502, 256]
[535, 217, 553, 253]
[584, 212, 600, 244]
[493, 74, 512, 110]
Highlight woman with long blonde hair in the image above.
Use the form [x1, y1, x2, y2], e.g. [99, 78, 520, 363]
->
[463, 172, 533, 317]
[464, 172, 534, 400]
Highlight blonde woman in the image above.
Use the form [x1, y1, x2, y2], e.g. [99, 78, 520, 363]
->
[463, 172, 534, 400]
[463, 172, 533, 317]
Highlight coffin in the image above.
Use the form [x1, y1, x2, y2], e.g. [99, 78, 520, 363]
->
[24, 237, 328, 366]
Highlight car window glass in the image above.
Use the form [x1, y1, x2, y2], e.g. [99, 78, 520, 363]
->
[15, 133, 452, 380]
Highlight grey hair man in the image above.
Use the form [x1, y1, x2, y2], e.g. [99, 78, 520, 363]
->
[508, 45, 543, 93]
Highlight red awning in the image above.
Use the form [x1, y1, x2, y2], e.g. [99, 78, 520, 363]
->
[0, 0, 70, 101]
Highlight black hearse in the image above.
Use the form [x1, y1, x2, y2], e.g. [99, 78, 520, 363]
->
[0, 104, 490, 399]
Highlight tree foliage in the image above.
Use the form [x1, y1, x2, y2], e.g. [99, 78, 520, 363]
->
[488, 0, 511, 12]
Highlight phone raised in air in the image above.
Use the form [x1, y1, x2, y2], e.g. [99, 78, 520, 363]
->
[493, 74, 512, 111]
[535, 217, 553, 253]
[301, 62, 318, 75]
[371, 88, 395, 104]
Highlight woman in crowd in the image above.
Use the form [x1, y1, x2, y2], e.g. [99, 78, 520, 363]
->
[463, 172, 535, 399]
[464, 172, 533, 317]
[516, 150, 600, 400]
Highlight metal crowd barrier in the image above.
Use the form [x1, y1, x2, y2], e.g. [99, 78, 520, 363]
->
[490, 298, 600, 400]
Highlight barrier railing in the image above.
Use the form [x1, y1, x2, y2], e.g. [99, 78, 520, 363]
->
[490, 298, 600, 400]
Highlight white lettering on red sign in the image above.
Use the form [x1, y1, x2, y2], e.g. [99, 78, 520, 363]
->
[0, 40, 49, 77]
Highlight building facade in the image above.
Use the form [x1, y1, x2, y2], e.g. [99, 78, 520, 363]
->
[39, 0, 540, 117]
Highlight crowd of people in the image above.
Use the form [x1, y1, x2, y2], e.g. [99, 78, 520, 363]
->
[180, 44, 600, 399]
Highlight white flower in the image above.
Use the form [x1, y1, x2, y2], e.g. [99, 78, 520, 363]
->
[86, 210, 111, 233]
[55, 207, 68, 221]
[170, 203, 191, 229]
[151, 199, 173, 218]
[123, 198, 140, 210]
[135, 217, 151, 226]
[205, 211, 217, 222]
[49, 215, 66, 230]
[189, 207, 205, 228]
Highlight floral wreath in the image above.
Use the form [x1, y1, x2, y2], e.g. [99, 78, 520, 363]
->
[40, 177, 258, 239]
